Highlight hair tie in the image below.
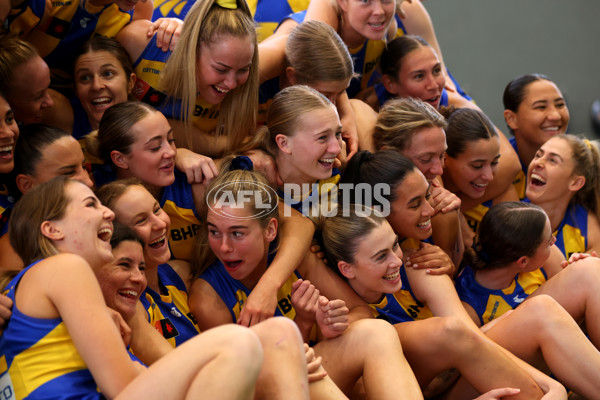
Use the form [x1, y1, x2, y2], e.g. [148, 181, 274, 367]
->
[215, 0, 237, 9]
[584, 138, 593, 150]
[229, 155, 253, 171]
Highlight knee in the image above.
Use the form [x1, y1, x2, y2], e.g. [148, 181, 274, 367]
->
[434, 316, 482, 350]
[567, 257, 600, 287]
[219, 324, 264, 358]
[252, 317, 304, 350]
[346, 318, 401, 347]
[521, 295, 572, 328]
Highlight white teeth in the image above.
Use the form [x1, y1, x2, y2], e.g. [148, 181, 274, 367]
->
[0, 145, 13, 152]
[150, 235, 166, 245]
[473, 183, 488, 188]
[417, 219, 431, 228]
[320, 158, 335, 163]
[383, 271, 399, 281]
[91, 97, 111, 105]
[214, 86, 229, 94]
[531, 173, 546, 184]
[98, 228, 112, 239]
[119, 290, 138, 297]
[542, 126, 559, 131]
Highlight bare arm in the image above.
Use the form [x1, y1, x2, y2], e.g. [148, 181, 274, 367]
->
[258, 33, 289, 83]
[127, 300, 174, 365]
[237, 204, 315, 326]
[39, 255, 140, 398]
[188, 277, 235, 330]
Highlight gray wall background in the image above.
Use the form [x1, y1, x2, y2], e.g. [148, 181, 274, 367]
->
[425, 1, 600, 138]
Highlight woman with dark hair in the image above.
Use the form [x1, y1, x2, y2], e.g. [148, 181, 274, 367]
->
[503, 74, 569, 199]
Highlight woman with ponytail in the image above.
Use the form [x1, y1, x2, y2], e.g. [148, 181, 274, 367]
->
[525, 134, 600, 258]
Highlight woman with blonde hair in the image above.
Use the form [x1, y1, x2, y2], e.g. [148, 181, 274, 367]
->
[0, 176, 265, 399]
[371, 97, 463, 267]
[245, 85, 343, 219]
[259, 20, 361, 157]
[118, 0, 259, 157]
[526, 134, 600, 258]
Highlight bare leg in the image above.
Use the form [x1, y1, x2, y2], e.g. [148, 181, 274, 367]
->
[250, 317, 310, 400]
[314, 318, 423, 399]
[396, 317, 543, 400]
[531, 257, 600, 347]
[116, 323, 262, 400]
[486, 295, 600, 399]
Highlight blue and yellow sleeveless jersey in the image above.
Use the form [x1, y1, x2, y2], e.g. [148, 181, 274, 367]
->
[8, 0, 132, 83]
[160, 169, 201, 262]
[553, 202, 588, 259]
[140, 263, 200, 347]
[131, 34, 221, 133]
[0, 186, 15, 237]
[455, 265, 547, 326]
[277, 169, 340, 218]
[70, 96, 93, 141]
[151, 0, 309, 42]
[200, 257, 302, 323]
[509, 136, 528, 200]
[257, 76, 280, 125]
[369, 265, 433, 324]
[131, 34, 171, 109]
[151, 0, 194, 21]
[283, 11, 405, 99]
[463, 199, 493, 235]
[0, 262, 102, 399]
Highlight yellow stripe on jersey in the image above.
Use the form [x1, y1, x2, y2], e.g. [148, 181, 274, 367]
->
[10, 323, 86, 398]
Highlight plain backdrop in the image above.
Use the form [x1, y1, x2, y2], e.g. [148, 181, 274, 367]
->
[425, 0, 600, 138]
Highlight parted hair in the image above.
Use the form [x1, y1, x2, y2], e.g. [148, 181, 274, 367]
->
[158, 0, 258, 153]
[464, 202, 548, 270]
[373, 97, 447, 151]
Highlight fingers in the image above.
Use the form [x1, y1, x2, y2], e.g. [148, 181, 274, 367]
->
[474, 387, 520, 400]
[150, 18, 182, 52]
[0, 294, 13, 328]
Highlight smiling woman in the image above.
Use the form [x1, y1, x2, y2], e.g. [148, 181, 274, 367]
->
[440, 107, 516, 236]
[525, 134, 600, 258]
[0, 176, 266, 400]
[503, 74, 570, 199]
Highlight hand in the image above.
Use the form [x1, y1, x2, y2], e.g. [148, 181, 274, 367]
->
[474, 388, 520, 400]
[560, 251, 598, 268]
[147, 17, 184, 52]
[404, 243, 455, 276]
[290, 279, 319, 325]
[107, 307, 132, 347]
[0, 294, 13, 330]
[304, 344, 327, 383]
[395, 0, 414, 19]
[339, 111, 358, 160]
[175, 148, 219, 184]
[244, 149, 283, 187]
[335, 137, 348, 170]
[309, 238, 327, 264]
[428, 180, 461, 214]
[237, 282, 277, 327]
[315, 297, 348, 339]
